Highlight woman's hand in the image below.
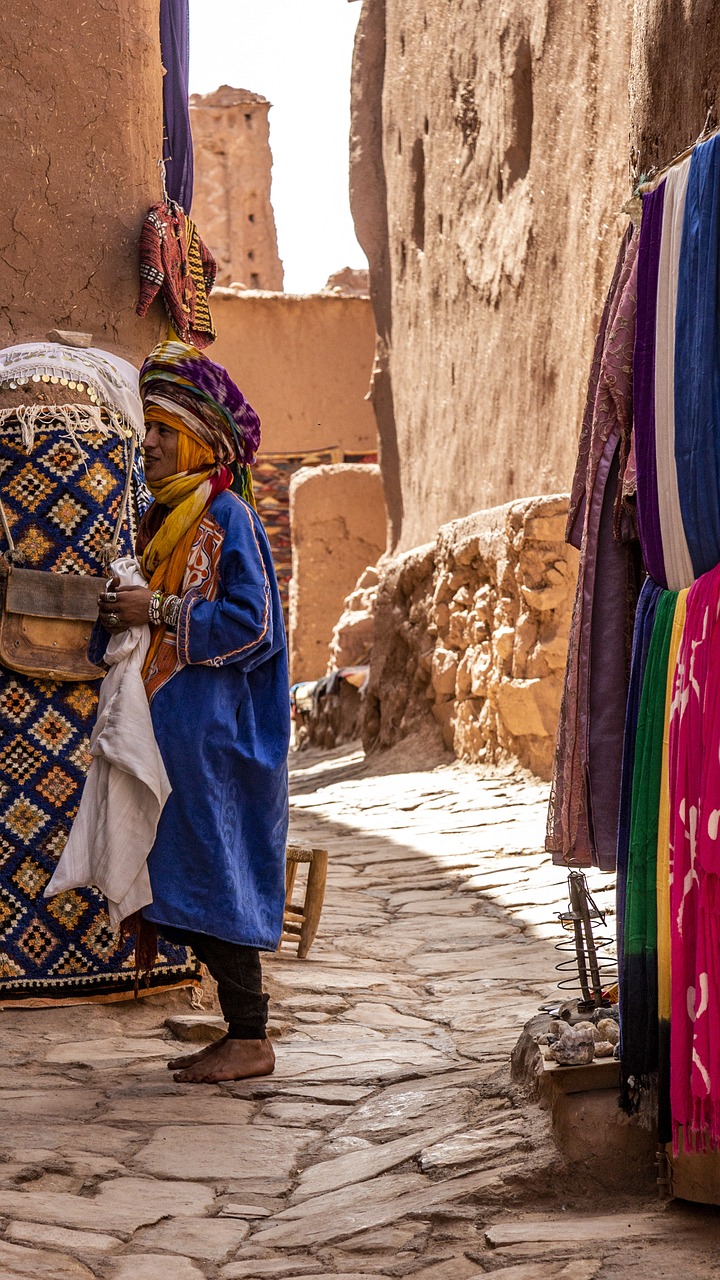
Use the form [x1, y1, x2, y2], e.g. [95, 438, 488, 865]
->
[97, 575, 153, 632]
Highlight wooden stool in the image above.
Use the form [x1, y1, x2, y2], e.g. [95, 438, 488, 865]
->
[281, 844, 328, 959]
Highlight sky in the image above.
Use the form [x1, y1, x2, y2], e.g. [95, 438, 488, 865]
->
[188, 0, 367, 295]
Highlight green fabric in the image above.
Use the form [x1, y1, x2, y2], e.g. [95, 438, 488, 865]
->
[625, 588, 677, 958]
[621, 587, 677, 1091]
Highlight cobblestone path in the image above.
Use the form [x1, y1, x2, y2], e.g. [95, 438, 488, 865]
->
[0, 744, 718, 1278]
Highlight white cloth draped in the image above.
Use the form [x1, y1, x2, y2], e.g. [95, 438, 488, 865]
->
[655, 156, 694, 591]
[45, 557, 170, 925]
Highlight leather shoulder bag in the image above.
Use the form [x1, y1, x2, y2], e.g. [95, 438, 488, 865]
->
[0, 440, 135, 682]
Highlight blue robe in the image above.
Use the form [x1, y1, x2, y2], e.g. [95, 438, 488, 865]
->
[96, 490, 289, 950]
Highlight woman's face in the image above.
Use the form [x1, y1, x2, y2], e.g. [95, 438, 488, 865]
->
[143, 423, 179, 483]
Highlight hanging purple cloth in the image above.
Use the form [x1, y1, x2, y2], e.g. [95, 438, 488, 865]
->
[634, 182, 666, 587]
[160, 0, 194, 212]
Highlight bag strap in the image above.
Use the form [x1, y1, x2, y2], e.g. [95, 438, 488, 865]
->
[0, 495, 15, 556]
[0, 435, 136, 568]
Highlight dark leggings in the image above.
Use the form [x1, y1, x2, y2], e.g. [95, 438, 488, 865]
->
[161, 926, 268, 1040]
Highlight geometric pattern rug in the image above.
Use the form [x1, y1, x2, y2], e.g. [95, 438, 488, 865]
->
[0, 424, 198, 1001]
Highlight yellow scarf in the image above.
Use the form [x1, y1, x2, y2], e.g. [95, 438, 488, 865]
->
[140, 409, 219, 676]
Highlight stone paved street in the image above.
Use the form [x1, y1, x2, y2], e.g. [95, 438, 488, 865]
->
[0, 742, 719, 1278]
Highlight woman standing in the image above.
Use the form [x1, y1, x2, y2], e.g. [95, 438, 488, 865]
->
[96, 340, 289, 1083]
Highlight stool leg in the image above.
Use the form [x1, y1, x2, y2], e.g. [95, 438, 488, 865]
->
[278, 860, 300, 951]
[298, 850, 328, 959]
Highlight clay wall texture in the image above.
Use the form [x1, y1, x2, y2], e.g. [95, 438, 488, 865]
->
[289, 465, 386, 682]
[190, 87, 283, 291]
[361, 494, 577, 780]
[0, 0, 166, 364]
[630, 0, 720, 167]
[210, 291, 378, 456]
[351, 0, 632, 551]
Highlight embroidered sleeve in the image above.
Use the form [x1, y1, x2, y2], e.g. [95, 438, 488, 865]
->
[177, 500, 280, 670]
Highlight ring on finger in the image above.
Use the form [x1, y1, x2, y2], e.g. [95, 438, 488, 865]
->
[107, 612, 119, 628]
[104, 591, 118, 603]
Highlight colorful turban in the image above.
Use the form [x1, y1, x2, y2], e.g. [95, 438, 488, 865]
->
[139, 340, 261, 485]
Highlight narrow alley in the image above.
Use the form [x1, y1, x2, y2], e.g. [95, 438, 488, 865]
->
[0, 743, 718, 1279]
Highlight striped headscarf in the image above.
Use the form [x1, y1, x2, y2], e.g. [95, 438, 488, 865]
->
[139, 340, 261, 504]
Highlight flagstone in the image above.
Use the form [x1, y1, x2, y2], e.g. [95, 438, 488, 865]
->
[44, 1037, 173, 1065]
[292, 1122, 459, 1200]
[218, 1202, 274, 1218]
[0, 1188, 164, 1235]
[220, 1263, 323, 1279]
[1, 1124, 142, 1160]
[258, 1100, 351, 1126]
[134, 1124, 320, 1181]
[132, 1216, 251, 1261]
[92, 1176, 215, 1218]
[102, 1095, 256, 1125]
[107, 1255, 206, 1280]
[5, 1221, 122, 1255]
[0, 1238, 98, 1278]
[256, 1167, 521, 1248]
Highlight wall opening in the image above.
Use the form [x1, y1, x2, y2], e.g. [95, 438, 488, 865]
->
[411, 137, 426, 252]
[503, 35, 533, 189]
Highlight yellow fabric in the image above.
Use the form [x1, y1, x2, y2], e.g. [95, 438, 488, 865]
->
[141, 408, 216, 596]
[657, 587, 688, 1022]
[140, 408, 219, 677]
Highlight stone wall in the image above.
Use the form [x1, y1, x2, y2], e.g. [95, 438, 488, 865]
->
[350, 0, 632, 551]
[289, 465, 386, 682]
[363, 494, 577, 780]
[0, 0, 165, 364]
[190, 86, 283, 291]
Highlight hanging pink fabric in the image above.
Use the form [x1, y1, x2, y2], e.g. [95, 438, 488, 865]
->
[669, 559, 720, 1150]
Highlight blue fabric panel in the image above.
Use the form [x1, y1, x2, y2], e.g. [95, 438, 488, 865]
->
[674, 133, 720, 578]
[160, 0, 194, 211]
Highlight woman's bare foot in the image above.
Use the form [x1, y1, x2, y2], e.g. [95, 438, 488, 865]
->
[173, 1037, 275, 1084]
[167, 1034, 228, 1071]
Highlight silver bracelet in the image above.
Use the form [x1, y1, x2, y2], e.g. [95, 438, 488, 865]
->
[149, 590, 165, 627]
[161, 593, 182, 629]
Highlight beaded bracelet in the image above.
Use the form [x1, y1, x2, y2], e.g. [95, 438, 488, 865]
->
[149, 589, 165, 627]
[162, 593, 182, 630]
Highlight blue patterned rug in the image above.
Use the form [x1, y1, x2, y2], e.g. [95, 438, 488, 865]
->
[0, 424, 198, 1001]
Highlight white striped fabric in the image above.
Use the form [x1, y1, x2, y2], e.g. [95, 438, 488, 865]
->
[655, 156, 694, 591]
